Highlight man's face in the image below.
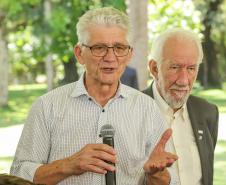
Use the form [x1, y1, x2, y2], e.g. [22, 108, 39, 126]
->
[156, 37, 199, 109]
[75, 25, 132, 86]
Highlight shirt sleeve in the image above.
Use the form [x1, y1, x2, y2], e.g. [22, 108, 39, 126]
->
[10, 97, 51, 182]
[146, 101, 166, 153]
[167, 166, 181, 185]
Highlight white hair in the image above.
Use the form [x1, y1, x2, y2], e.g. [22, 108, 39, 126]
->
[76, 7, 132, 45]
[150, 28, 203, 66]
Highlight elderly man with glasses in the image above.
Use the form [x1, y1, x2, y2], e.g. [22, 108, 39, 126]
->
[11, 7, 178, 185]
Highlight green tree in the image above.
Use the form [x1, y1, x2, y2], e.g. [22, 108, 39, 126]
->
[195, 0, 223, 88]
[0, 0, 42, 106]
[0, 7, 8, 106]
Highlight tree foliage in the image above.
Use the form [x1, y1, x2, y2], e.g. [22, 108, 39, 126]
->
[148, 0, 202, 40]
[2, 0, 225, 89]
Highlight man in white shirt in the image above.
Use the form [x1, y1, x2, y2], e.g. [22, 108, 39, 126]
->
[11, 7, 178, 185]
[143, 28, 219, 185]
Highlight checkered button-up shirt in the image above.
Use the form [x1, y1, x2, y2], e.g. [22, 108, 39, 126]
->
[11, 74, 173, 185]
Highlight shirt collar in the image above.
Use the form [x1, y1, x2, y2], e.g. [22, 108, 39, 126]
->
[70, 73, 89, 98]
[152, 81, 186, 119]
[70, 72, 129, 99]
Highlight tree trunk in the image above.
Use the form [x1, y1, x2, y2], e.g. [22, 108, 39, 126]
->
[60, 56, 79, 85]
[44, 0, 54, 91]
[0, 15, 8, 107]
[45, 52, 54, 91]
[200, 0, 222, 88]
[127, 0, 148, 90]
[219, 31, 226, 80]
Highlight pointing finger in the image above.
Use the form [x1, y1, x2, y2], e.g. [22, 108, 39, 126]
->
[155, 128, 172, 152]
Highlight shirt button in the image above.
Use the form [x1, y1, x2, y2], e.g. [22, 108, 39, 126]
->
[102, 109, 105, 112]
[88, 98, 92, 101]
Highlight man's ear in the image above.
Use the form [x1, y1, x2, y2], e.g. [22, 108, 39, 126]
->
[149, 59, 158, 79]
[125, 47, 134, 65]
[74, 45, 84, 65]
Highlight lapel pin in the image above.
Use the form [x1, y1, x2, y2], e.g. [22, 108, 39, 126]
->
[198, 130, 203, 140]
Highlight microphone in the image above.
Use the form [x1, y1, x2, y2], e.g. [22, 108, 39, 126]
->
[100, 124, 116, 185]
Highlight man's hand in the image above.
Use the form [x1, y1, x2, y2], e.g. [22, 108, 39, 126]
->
[65, 143, 117, 175]
[34, 143, 117, 185]
[144, 128, 178, 174]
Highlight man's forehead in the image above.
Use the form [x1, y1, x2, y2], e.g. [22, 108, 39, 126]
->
[163, 58, 198, 66]
[85, 26, 130, 46]
[163, 39, 199, 61]
[164, 37, 198, 52]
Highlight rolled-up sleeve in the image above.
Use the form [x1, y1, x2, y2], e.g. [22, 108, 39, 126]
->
[10, 97, 51, 181]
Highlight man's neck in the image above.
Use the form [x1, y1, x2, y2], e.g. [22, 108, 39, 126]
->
[85, 79, 119, 107]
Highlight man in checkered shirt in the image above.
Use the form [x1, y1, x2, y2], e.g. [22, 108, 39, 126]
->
[11, 7, 178, 185]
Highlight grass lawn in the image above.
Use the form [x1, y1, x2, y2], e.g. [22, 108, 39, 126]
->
[192, 82, 226, 113]
[0, 84, 47, 128]
[214, 141, 226, 185]
[0, 157, 13, 174]
[192, 89, 226, 113]
[0, 83, 225, 184]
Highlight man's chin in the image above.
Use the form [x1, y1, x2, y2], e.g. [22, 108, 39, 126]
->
[167, 96, 188, 109]
[171, 91, 188, 98]
[100, 79, 117, 86]
[99, 74, 118, 84]
[169, 90, 189, 101]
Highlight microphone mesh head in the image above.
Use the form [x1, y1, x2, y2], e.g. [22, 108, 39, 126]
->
[100, 124, 115, 137]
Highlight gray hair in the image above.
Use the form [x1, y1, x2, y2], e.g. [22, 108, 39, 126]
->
[76, 7, 132, 45]
[150, 28, 203, 66]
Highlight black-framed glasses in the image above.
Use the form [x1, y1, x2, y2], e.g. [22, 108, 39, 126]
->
[82, 43, 131, 57]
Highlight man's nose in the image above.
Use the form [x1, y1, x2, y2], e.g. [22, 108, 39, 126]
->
[103, 47, 117, 61]
[177, 68, 189, 85]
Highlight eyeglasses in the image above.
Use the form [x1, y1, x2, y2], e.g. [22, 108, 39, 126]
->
[82, 43, 131, 57]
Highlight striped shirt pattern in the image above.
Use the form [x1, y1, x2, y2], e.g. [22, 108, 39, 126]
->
[11, 74, 170, 185]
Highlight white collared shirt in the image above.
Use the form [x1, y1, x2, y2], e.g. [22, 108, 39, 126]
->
[10, 74, 178, 185]
[153, 82, 202, 185]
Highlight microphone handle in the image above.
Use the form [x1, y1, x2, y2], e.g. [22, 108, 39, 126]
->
[103, 137, 116, 185]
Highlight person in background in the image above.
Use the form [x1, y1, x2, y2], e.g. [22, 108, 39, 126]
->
[143, 28, 219, 185]
[10, 7, 178, 185]
[120, 66, 139, 89]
